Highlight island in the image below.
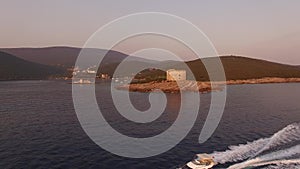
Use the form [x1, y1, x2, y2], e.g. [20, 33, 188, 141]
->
[116, 77, 300, 93]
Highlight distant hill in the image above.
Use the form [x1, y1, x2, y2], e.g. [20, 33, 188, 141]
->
[0, 51, 64, 80]
[137, 56, 300, 81]
[0, 47, 156, 67]
[186, 56, 300, 81]
[1, 46, 300, 81]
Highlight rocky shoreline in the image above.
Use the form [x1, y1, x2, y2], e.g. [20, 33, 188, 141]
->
[226, 77, 300, 85]
[116, 77, 300, 93]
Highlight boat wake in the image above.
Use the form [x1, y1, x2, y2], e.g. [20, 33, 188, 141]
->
[209, 123, 300, 169]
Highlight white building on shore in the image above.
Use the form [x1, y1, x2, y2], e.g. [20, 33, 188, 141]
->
[166, 69, 186, 81]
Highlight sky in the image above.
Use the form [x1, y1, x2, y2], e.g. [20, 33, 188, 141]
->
[0, 0, 299, 64]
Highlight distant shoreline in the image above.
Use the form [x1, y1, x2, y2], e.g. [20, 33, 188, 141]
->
[116, 77, 300, 93]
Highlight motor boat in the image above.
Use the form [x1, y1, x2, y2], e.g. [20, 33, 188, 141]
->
[178, 154, 216, 169]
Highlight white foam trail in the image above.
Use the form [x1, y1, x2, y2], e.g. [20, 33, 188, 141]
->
[210, 123, 300, 164]
[261, 162, 300, 169]
[211, 138, 269, 164]
[229, 159, 300, 169]
[252, 123, 300, 158]
[252, 159, 300, 168]
[228, 145, 300, 169]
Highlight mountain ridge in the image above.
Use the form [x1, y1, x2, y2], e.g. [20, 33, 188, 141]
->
[0, 46, 157, 67]
[1, 47, 300, 81]
[0, 51, 64, 80]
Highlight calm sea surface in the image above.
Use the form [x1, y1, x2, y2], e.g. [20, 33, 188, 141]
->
[1, 80, 300, 169]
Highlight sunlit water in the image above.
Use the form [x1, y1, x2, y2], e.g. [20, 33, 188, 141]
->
[0, 80, 300, 169]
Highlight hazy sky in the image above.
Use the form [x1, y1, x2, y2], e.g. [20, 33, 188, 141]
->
[0, 0, 299, 64]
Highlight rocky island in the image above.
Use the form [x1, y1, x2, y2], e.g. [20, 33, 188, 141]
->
[116, 77, 300, 93]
